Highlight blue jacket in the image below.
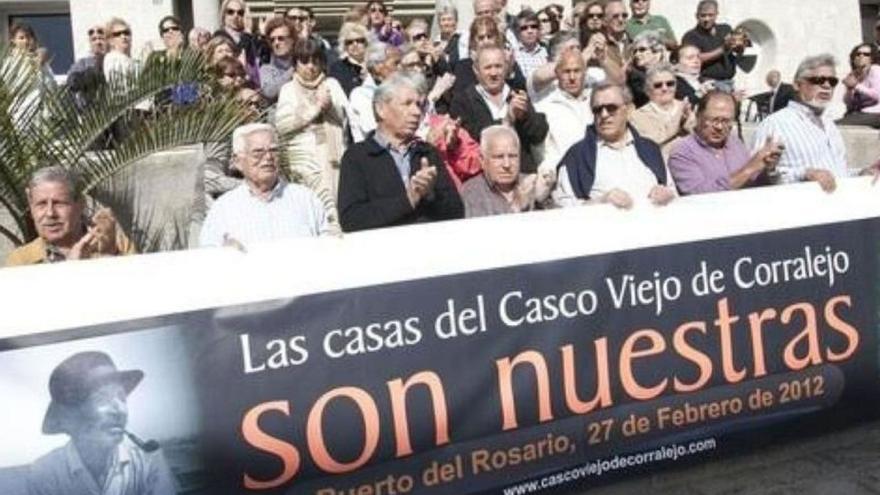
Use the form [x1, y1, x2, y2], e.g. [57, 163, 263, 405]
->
[558, 125, 667, 199]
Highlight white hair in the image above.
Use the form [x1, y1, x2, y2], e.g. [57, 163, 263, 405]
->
[479, 125, 520, 158]
[28, 165, 81, 199]
[793, 53, 837, 82]
[232, 123, 276, 155]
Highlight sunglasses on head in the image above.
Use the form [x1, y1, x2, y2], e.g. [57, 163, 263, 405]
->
[345, 37, 367, 46]
[226, 8, 245, 16]
[652, 80, 676, 89]
[804, 76, 839, 87]
[592, 103, 622, 115]
[161, 25, 180, 34]
[111, 29, 131, 38]
[88, 28, 104, 36]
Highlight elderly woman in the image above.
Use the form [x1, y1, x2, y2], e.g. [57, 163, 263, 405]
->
[205, 35, 240, 68]
[259, 17, 296, 103]
[406, 18, 447, 77]
[434, 2, 461, 65]
[839, 43, 880, 128]
[275, 39, 348, 231]
[349, 41, 400, 142]
[626, 32, 667, 108]
[630, 63, 696, 159]
[328, 22, 369, 97]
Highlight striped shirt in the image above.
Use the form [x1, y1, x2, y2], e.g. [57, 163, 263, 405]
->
[514, 44, 548, 80]
[199, 179, 329, 248]
[751, 100, 849, 183]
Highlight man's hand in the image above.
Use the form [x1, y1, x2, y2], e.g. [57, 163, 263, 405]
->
[68, 229, 96, 260]
[508, 90, 529, 122]
[407, 157, 438, 207]
[843, 73, 859, 90]
[443, 117, 461, 150]
[805, 168, 837, 193]
[648, 185, 676, 206]
[428, 72, 455, 103]
[755, 136, 784, 168]
[602, 188, 634, 209]
[535, 168, 556, 202]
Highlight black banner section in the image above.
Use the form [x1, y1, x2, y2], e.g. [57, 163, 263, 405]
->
[1, 218, 878, 495]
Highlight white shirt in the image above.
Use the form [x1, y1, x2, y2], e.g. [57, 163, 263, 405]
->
[349, 75, 378, 142]
[553, 132, 659, 207]
[475, 84, 512, 121]
[199, 180, 330, 247]
[528, 67, 606, 104]
[535, 87, 593, 173]
[751, 100, 849, 183]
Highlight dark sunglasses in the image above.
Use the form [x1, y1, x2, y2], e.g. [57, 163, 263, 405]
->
[287, 15, 309, 22]
[856, 50, 872, 57]
[519, 24, 540, 31]
[161, 25, 180, 34]
[652, 80, 677, 89]
[592, 103, 622, 115]
[586, 13, 604, 20]
[345, 37, 367, 46]
[111, 29, 131, 38]
[369, 6, 386, 13]
[226, 8, 245, 16]
[804, 76, 839, 87]
[610, 12, 629, 19]
[412, 32, 429, 41]
[87, 28, 104, 36]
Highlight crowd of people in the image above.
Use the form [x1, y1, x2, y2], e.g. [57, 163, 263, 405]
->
[5, 0, 880, 266]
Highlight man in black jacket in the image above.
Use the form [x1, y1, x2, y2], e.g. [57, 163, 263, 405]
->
[338, 73, 463, 232]
[450, 45, 548, 173]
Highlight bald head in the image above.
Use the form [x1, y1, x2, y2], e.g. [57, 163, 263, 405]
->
[555, 49, 586, 97]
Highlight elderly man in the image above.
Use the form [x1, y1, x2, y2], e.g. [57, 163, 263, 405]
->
[5, 167, 136, 267]
[462, 125, 554, 217]
[669, 91, 782, 195]
[681, 0, 740, 90]
[625, 0, 675, 49]
[338, 73, 463, 231]
[751, 54, 855, 193]
[350, 41, 401, 142]
[450, 45, 548, 173]
[528, 31, 621, 104]
[259, 18, 295, 103]
[552, 82, 675, 208]
[67, 25, 107, 110]
[199, 123, 330, 247]
[27, 351, 177, 494]
[603, 0, 631, 68]
[536, 49, 593, 172]
[765, 69, 796, 114]
[457, 0, 519, 60]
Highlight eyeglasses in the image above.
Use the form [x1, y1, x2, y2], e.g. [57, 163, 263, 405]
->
[704, 117, 733, 128]
[345, 37, 367, 46]
[804, 76, 839, 87]
[856, 51, 873, 57]
[87, 28, 104, 36]
[610, 12, 629, 20]
[632, 0, 649, 3]
[652, 80, 676, 89]
[411, 32, 429, 41]
[226, 8, 245, 17]
[519, 24, 540, 32]
[591, 103, 622, 115]
[287, 15, 309, 22]
[246, 146, 280, 160]
[111, 29, 131, 38]
[586, 12, 604, 20]
[161, 25, 180, 34]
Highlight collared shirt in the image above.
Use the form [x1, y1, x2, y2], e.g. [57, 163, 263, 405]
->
[5, 231, 138, 268]
[199, 179, 330, 247]
[349, 75, 379, 142]
[373, 131, 417, 185]
[475, 84, 512, 122]
[553, 132, 659, 207]
[535, 87, 592, 172]
[682, 24, 736, 81]
[668, 133, 752, 195]
[751, 100, 850, 183]
[259, 56, 294, 102]
[27, 440, 177, 495]
[514, 43, 548, 80]
[625, 14, 676, 44]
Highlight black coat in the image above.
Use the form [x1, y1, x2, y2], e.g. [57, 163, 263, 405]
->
[771, 83, 796, 113]
[337, 135, 464, 232]
[449, 85, 549, 173]
[328, 57, 365, 97]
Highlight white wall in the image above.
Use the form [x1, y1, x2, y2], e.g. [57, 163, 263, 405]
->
[653, 0, 863, 118]
[69, 0, 176, 59]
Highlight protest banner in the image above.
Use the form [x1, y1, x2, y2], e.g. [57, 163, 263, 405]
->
[1, 179, 878, 494]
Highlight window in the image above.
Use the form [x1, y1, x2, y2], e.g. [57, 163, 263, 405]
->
[9, 14, 74, 75]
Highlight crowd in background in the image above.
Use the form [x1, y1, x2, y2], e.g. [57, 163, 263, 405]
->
[5, 0, 880, 266]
